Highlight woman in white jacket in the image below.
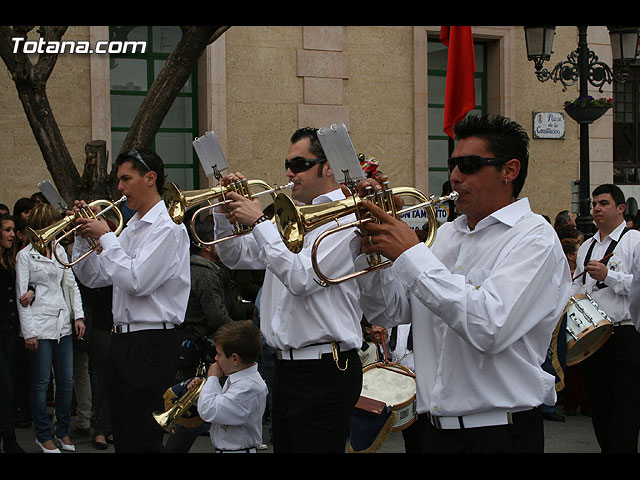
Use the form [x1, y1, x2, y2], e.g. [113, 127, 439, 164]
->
[16, 203, 85, 453]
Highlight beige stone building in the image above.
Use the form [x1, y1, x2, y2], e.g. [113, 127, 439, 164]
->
[2, 26, 633, 223]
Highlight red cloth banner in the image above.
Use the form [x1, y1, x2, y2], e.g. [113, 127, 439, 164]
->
[440, 26, 476, 139]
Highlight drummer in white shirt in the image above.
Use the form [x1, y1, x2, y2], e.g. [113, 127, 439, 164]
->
[213, 127, 363, 453]
[71, 148, 191, 452]
[571, 183, 640, 453]
[354, 114, 571, 453]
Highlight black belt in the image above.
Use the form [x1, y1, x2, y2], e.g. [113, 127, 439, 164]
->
[215, 447, 258, 453]
[113, 322, 174, 334]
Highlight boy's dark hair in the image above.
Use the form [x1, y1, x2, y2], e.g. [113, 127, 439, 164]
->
[115, 148, 166, 195]
[454, 114, 530, 198]
[214, 320, 262, 364]
[592, 183, 625, 207]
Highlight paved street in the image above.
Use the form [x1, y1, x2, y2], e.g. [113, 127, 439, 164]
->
[8, 408, 602, 454]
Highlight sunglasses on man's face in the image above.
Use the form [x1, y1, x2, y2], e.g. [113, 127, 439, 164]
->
[447, 155, 511, 175]
[284, 156, 327, 174]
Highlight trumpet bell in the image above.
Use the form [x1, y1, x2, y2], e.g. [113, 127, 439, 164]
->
[273, 186, 458, 285]
[26, 198, 126, 266]
[153, 378, 206, 434]
[164, 182, 225, 225]
[274, 186, 434, 254]
[164, 179, 286, 226]
[274, 192, 365, 254]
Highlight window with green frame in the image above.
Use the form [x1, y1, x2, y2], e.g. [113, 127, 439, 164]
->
[109, 26, 199, 190]
[427, 39, 487, 195]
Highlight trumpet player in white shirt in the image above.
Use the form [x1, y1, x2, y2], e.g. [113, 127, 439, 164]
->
[71, 148, 190, 453]
[212, 127, 363, 453]
[355, 115, 571, 453]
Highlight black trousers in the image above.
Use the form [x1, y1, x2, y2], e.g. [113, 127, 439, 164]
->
[581, 325, 640, 453]
[271, 348, 362, 453]
[420, 407, 544, 453]
[105, 328, 178, 453]
[0, 331, 17, 436]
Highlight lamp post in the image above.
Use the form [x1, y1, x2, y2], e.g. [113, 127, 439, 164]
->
[524, 26, 639, 236]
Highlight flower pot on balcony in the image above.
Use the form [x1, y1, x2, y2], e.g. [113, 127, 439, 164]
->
[564, 106, 610, 124]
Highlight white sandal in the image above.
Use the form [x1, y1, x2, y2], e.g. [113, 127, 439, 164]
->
[35, 439, 61, 453]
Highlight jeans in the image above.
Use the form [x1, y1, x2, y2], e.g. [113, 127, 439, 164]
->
[26, 334, 74, 442]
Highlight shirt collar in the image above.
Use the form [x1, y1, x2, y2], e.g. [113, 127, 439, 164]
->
[454, 198, 532, 232]
[597, 219, 627, 243]
[128, 199, 166, 226]
[311, 187, 346, 205]
[227, 363, 259, 384]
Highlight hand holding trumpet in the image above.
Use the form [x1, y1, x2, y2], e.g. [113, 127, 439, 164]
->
[71, 200, 112, 241]
[353, 176, 418, 262]
[218, 172, 265, 227]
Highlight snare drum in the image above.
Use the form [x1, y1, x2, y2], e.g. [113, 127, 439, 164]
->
[360, 362, 417, 431]
[564, 294, 614, 366]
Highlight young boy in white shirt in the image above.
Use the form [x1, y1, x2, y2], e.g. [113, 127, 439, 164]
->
[190, 320, 267, 453]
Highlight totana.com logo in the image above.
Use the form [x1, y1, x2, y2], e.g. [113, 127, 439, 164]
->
[12, 37, 147, 54]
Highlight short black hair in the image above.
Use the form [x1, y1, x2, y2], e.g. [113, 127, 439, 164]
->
[290, 127, 327, 178]
[454, 114, 530, 198]
[592, 183, 625, 206]
[115, 148, 166, 195]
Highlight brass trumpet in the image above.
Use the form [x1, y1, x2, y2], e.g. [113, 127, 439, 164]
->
[273, 187, 458, 286]
[164, 179, 293, 246]
[153, 377, 207, 434]
[26, 197, 126, 268]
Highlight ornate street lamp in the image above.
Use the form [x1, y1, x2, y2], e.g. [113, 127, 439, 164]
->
[524, 26, 640, 235]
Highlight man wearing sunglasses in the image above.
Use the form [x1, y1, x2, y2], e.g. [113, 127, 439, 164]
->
[211, 127, 363, 453]
[70, 148, 191, 452]
[354, 114, 570, 453]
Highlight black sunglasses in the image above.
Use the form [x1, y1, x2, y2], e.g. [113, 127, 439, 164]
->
[284, 156, 327, 174]
[447, 155, 511, 175]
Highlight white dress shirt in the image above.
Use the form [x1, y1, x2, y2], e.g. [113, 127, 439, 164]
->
[356, 198, 571, 417]
[629, 243, 640, 332]
[197, 364, 267, 451]
[71, 199, 190, 327]
[16, 243, 84, 341]
[571, 220, 640, 325]
[213, 188, 363, 351]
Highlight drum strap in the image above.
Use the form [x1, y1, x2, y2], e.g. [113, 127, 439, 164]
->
[582, 227, 630, 287]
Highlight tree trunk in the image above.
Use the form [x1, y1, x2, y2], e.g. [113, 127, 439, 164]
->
[120, 26, 228, 153]
[1, 25, 229, 204]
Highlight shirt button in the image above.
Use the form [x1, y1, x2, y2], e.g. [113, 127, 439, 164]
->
[434, 406, 439, 412]
[457, 265, 462, 270]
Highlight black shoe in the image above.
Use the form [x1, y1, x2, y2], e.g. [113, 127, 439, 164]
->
[13, 409, 31, 429]
[1, 434, 26, 453]
[92, 436, 109, 450]
[542, 411, 565, 422]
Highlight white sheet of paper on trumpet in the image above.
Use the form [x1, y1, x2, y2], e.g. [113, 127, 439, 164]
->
[192, 130, 229, 181]
[317, 124, 365, 186]
[38, 179, 68, 211]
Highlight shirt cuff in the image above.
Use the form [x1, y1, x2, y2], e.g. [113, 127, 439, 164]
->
[391, 242, 438, 289]
[251, 220, 279, 248]
[602, 268, 618, 288]
[98, 231, 118, 250]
